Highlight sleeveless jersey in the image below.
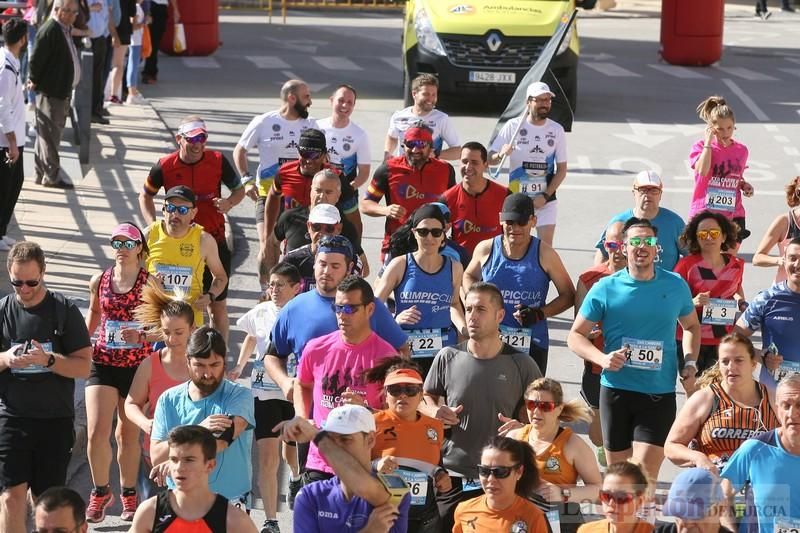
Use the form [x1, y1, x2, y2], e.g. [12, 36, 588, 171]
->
[578, 263, 615, 374]
[482, 236, 551, 350]
[393, 254, 457, 350]
[441, 180, 508, 256]
[143, 350, 185, 455]
[152, 490, 228, 533]
[93, 267, 150, 367]
[776, 208, 800, 283]
[145, 222, 205, 326]
[697, 382, 779, 467]
[520, 425, 578, 486]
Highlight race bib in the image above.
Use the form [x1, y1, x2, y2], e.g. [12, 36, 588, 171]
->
[462, 478, 482, 492]
[774, 517, 800, 533]
[408, 328, 444, 358]
[702, 298, 737, 326]
[250, 358, 281, 393]
[155, 264, 192, 292]
[705, 186, 736, 213]
[546, 507, 562, 533]
[10, 341, 54, 375]
[104, 320, 143, 349]
[622, 337, 664, 371]
[499, 325, 531, 350]
[773, 360, 800, 383]
[397, 470, 428, 506]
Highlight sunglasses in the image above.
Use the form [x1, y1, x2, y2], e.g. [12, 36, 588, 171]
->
[183, 133, 208, 145]
[604, 240, 624, 252]
[627, 236, 658, 247]
[525, 399, 558, 412]
[502, 219, 528, 227]
[299, 149, 324, 160]
[599, 489, 637, 505]
[404, 140, 430, 150]
[10, 278, 40, 288]
[477, 464, 519, 479]
[697, 229, 722, 240]
[386, 384, 422, 397]
[634, 187, 661, 196]
[164, 203, 192, 215]
[110, 239, 140, 250]
[331, 303, 366, 315]
[414, 227, 444, 238]
[311, 223, 337, 233]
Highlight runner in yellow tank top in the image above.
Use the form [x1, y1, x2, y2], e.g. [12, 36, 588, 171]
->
[144, 186, 227, 327]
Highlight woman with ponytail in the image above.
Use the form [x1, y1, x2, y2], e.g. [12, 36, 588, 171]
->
[453, 436, 549, 532]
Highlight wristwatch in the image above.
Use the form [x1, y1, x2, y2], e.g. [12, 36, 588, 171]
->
[683, 359, 698, 376]
[561, 488, 571, 502]
[46, 353, 56, 368]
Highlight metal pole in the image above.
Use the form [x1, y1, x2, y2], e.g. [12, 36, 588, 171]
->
[491, 109, 528, 179]
[71, 49, 93, 165]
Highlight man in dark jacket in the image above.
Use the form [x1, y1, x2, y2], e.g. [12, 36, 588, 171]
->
[28, 0, 81, 189]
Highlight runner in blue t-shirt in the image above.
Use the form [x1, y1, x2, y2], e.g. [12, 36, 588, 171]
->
[594, 171, 686, 270]
[568, 217, 701, 489]
[735, 237, 800, 391]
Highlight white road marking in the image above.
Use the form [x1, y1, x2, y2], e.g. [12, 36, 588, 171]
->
[280, 71, 329, 93]
[715, 67, 778, 81]
[381, 57, 402, 70]
[245, 56, 290, 69]
[182, 57, 221, 69]
[785, 146, 800, 156]
[723, 79, 770, 121]
[647, 64, 710, 79]
[584, 62, 641, 77]
[613, 120, 699, 149]
[779, 68, 800, 78]
[775, 135, 790, 143]
[313, 57, 363, 71]
[765, 124, 779, 132]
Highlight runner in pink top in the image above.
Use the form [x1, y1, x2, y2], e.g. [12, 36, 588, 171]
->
[296, 276, 398, 476]
[689, 95, 754, 246]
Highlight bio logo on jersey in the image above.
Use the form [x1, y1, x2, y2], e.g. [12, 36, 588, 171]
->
[399, 184, 438, 201]
[454, 219, 496, 235]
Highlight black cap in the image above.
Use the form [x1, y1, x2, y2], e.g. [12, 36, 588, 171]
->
[299, 128, 327, 152]
[412, 203, 447, 227]
[164, 185, 196, 206]
[499, 193, 534, 223]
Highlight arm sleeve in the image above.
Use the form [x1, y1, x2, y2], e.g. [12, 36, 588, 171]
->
[356, 130, 371, 166]
[387, 111, 400, 138]
[440, 117, 460, 148]
[689, 139, 705, 171]
[579, 283, 606, 323]
[270, 312, 292, 358]
[291, 487, 322, 533]
[0, 71, 16, 134]
[227, 385, 255, 428]
[555, 128, 567, 162]
[676, 278, 695, 317]
[143, 161, 164, 195]
[237, 116, 261, 149]
[297, 348, 313, 385]
[220, 155, 243, 191]
[740, 290, 767, 332]
[446, 164, 456, 188]
[720, 441, 755, 491]
[235, 309, 258, 337]
[371, 299, 408, 349]
[364, 163, 389, 202]
[423, 351, 447, 397]
[150, 394, 170, 442]
[489, 119, 514, 153]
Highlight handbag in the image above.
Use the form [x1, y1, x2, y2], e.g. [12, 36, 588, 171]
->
[173, 23, 186, 54]
[141, 24, 152, 59]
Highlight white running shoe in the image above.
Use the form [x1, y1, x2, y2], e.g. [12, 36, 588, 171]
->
[126, 93, 148, 105]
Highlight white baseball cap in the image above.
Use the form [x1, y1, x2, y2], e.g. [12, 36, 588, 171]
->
[308, 204, 341, 225]
[633, 170, 663, 188]
[323, 405, 376, 435]
[526, 81, 556, 99]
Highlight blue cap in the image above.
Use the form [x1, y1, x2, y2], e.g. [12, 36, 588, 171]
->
[316, 235, 354, 260]
[662, 468, 723, 520]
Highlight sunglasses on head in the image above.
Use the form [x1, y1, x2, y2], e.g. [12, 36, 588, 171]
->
[477, 464, 519, 479]
[331, 303, 366, 315]
[697, 228, 722, 240]
[164, 203, 192, 215]
[183, 133, 207, 145]
[599, 489, 637, 505]
[604, 240, 624, 252]
[627, 236, 658, 247]
[404, 140, 430, 150]
[414, 227, 444, 238]
[525, 399, 558, 412]
[386, 384, 422, 397]
[311, 223, 337, 233]
[299, 149, 324, 160]
[10, 278, 40, 288]
[110, 239, 140, 250]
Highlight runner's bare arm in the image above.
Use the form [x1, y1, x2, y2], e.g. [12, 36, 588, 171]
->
[462, 239, 491, 293]
[124, 358, 155, 434]
[128, 495, 156, 532]
[227, 503, 258, 532]
[138, 190, 158, 226]
[200, 232, 228, 299]
[85, 272, 102, 335]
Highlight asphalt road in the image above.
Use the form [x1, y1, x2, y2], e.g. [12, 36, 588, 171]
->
[84, 2, 800, 530]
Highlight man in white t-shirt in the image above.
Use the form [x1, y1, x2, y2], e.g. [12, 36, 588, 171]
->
[384, 73, 460, 161]
[233, 79, 318, 293]
[489, 82, 568, 247]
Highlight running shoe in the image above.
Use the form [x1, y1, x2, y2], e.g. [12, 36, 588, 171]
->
[288, 477, 303, 510]
[126, 93, 148, 105]
[261, 519, 281, 533]
[108, 95, 122, 105]
[85, 489, 114, 523]
[120, 491, 138, 521]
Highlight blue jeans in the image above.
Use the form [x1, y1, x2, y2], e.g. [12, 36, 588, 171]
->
[21, 24, 37, 104]
[126, 45, 142, 89]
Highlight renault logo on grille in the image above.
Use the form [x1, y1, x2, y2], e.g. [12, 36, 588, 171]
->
[486, 32, 503, 52]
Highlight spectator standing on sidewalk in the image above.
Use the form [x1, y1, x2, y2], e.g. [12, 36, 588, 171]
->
[125, 0, 146, 104]
[0, 242, 92, 533]
[86, 0, 117, 125]
[0, 18, 28, 253]
[28, 0, 81, 189]
[141, 0, 178, 84]
[106, 0, 134, 105]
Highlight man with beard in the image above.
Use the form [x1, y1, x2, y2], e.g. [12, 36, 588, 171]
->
[144, 186, 227, 328]
[234, 79, 317, 294]
[385, 73, 460, 161]
[150, 327, 255, 509]
[440, 142, 510, 258]
[264, 128, 357, 250]
[294, 276, 398, 485]
[140, 117, 243, 342]
[489, 82, 568, 247]
[361, 125, 456, 260]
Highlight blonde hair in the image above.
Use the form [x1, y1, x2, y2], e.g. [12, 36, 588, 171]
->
[133, 280, 194, 338]
[526, 377, 593, 424]
[696, 95, 735, 125]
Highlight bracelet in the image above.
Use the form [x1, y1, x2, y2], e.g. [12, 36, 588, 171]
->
[702, 145, 711, 150]
[240, 173, 255, 185]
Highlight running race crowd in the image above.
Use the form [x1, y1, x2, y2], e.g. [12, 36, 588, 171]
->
[1, 39, 800, 533]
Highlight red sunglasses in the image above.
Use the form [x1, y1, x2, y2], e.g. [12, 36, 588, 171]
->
[525, 400, 558, 412]
[599, 490, 636, 505]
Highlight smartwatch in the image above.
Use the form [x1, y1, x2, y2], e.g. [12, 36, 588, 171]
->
[377, 473, 410, 506]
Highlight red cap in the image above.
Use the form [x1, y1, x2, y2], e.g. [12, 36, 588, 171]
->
[404, 126, 433, 144]
[384, 368, 424, 386]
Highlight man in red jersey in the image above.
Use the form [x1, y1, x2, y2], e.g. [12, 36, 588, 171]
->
[441, 142, 509, 258]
